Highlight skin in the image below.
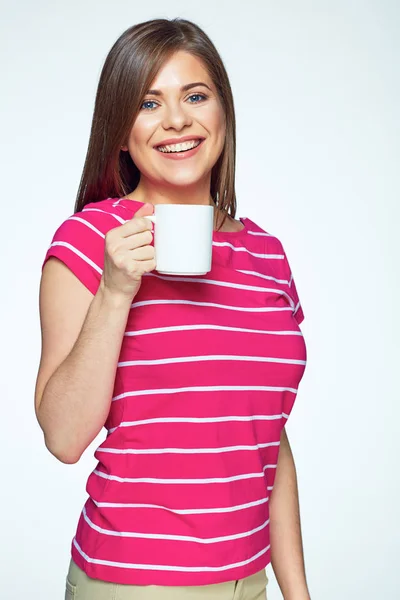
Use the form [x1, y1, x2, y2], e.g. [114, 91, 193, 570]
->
[270, 428, 311, 599]
[121, 50, 242, 232]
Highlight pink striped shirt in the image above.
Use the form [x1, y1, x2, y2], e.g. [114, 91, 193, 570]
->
[42, 197, 307, 586]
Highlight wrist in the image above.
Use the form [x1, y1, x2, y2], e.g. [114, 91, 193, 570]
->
[97, 279, 134, 312]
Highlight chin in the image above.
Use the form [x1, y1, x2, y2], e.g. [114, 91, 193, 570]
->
[161, 172, 208, 188]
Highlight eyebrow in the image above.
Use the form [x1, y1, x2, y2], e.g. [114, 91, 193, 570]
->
[145, 82, 212, 96]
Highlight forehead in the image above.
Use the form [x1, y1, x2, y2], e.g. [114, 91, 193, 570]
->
[149, 51, 212, 90]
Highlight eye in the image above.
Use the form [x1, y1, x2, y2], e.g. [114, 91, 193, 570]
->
[141, 100, 158, 111]
[187, 93, 208, 104]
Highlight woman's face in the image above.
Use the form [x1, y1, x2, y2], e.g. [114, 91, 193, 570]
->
[123, 50, 226, 189]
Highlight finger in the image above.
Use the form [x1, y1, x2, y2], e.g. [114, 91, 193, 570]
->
[124, 229, 153, 250]
[134, 202, 155, 218]
[120, 214, 154, 238]
[126, 257, 156, 276]
[129, 245, 156, 262]
[140, 258, 157, 274]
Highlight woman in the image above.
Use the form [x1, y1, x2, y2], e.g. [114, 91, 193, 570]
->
[35, 18, 310, 600]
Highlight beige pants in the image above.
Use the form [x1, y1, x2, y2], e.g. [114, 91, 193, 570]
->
[65, 558, 268, 600]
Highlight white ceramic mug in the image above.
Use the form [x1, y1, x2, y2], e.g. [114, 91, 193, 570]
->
[144, 204, 214, 275]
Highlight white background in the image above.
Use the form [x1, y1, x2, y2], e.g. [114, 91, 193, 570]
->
[1, 1, 399, 598]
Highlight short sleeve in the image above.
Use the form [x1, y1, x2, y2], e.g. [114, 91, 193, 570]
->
[42, 207, 122, 295]
[279, 242, 305, 325]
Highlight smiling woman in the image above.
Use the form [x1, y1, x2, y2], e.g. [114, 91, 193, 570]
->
[36, 17, 309, 600]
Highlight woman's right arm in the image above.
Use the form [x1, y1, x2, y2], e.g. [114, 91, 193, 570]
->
[34, 203, 155, 464]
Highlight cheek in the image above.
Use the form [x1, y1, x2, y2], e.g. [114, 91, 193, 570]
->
[208, 108, 226, 145]
[130, 116, 157, 146]
[212, 120, 226, 157]
[128, 120, 157, 168]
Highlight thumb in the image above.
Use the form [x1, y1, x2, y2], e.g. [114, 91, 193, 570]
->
[134, 202, 155, 218]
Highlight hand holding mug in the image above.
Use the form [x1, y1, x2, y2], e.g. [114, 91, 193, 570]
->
[101, 203, 156, 299]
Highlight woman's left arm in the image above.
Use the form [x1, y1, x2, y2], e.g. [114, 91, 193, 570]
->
[269, 427, 311, 600]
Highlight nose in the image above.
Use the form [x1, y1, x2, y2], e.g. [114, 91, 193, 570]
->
[162, 101, 192, 131]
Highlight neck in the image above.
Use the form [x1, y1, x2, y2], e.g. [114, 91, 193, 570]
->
[122, 176, 230, 230]
[125, 176, 215, 209]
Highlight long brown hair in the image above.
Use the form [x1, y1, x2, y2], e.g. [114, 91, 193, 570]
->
[74, 18, 237, 225]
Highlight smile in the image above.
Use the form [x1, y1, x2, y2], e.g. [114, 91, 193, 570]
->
[156, 139, 202, 153]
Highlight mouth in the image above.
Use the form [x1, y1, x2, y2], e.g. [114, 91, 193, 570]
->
[155, 138, 204, 154]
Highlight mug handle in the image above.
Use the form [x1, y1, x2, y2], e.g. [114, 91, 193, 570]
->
[143, 215, 156, 224]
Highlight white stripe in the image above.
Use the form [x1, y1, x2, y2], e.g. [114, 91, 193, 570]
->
[73, 537, 270, 572]
[92, 496, 269, 514]
[112, 385, 297, 402]
[212, 241, 283, 260]
[117, 355, 306, 368]
[247, 230, 272, 237]
[49, 241, 102, 274]
[67, 216, 105, 238]
[82, 207, 127, 224]
[97, 441, 280, 455]
[93, 468, 275, 484]
[235, 269, 288, 285]
[124, 324, 303, 337]
[144, 273, 292, 304]
[108, 414, 286, 433]
[82, 506, 269, 543]
[131, 299, 294, 314]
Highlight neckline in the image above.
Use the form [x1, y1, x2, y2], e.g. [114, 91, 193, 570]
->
[115, 197, 249, 237]
[213, 217, 248, 237]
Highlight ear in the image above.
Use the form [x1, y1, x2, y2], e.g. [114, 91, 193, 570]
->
[120, 144, 129, 151]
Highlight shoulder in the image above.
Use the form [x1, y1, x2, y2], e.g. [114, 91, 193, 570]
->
[81, 197, 144, 220]
[243, 217, 292, 280]
[73, 197, 136, 230]
[244, 217, 285, 252]
[42, 197, 141, 295]
[243, 217, 305, 322]
[51, 197, 143, 239]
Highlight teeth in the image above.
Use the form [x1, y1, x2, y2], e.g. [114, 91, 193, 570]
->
[157, 139, 201, 153]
